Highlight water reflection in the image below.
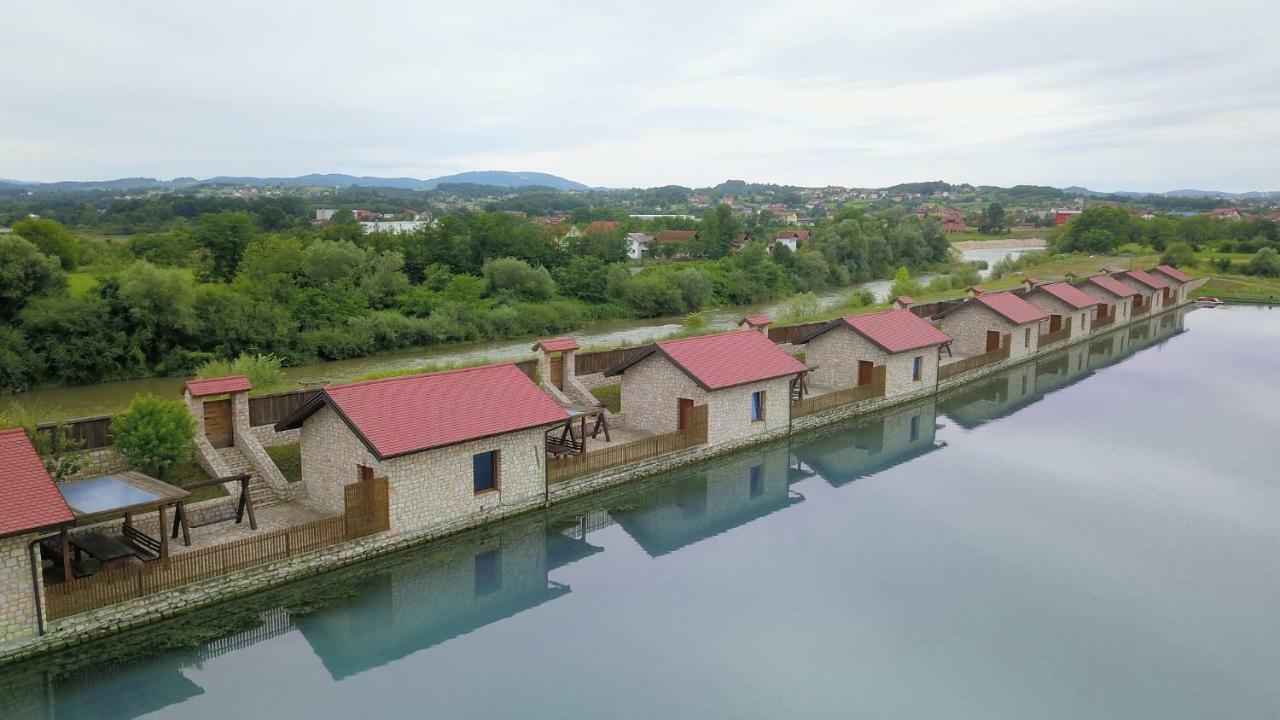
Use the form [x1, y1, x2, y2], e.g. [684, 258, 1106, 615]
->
[0, 309, 1193, 719]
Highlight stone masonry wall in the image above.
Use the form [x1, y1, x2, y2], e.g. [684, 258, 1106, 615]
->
[620, 354, 708, 435]
[0, 536, 38, 647]
[1079, 285, 1134, 322]
[704, 375, 793, 446]
[1026, 292, 1094, 342]
[804, 325, 940, 398]
[231, 392, 291, 500]
[937, 303, 1038, 359]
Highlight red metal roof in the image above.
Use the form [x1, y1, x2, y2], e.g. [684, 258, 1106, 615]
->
[1122, 269, 1169, 290]
[534, 337, 580, 352]
[1152, 264, 1192, 283]
[656, 330, 806, 390]
[1034, 282, 1099, 310]
[1086, 274, 1139, 298]
[894, 295, 915, 306]
[0, 428, 75, 536]
[741, 315, 772, 327]
[656, 230, 697, 244]
[842, 308, 952, 353]
[976, 292, 1050, 325]
[186, 375, 252, 397]
[322, 364, 568, 459]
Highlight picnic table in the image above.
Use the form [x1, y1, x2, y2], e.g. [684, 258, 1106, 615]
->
[70, 531, 141, 567]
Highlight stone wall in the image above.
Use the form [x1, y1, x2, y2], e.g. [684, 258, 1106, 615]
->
[250, 425, 299, 448]
[1026, 292, 1095, 342]
[1079, 285, 1134, 322]
[1116, 276, 1161, 313]
[0, 536, 38, 647]
[803, 325, 940, 398]
[230, 392, 291, 500]
[937, 303, 1039, 359]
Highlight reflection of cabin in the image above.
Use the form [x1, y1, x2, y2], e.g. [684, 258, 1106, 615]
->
[604, 330, 805, 445]
[1080, 274, 1137, 322]
[796, 308, 952, 397]
[1022, 281, 1098, 341]
[295, 519, 595, 680]
[789, 402, 942, 487]
[609, 451, 799, 556]
[1148, 265, 1192, 306]
[932, 291, 1048, 359]
[277, 364, 567, 533]
[938, 364, 1042, 429]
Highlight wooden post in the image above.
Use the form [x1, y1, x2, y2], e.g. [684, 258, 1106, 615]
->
[242, 477, 258, 530]
[158, 504, 168, 558]
[60, 527, 72, 584]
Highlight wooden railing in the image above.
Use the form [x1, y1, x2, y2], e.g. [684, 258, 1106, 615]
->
[1132, 302, 1150, 316]
[547, 405, 708, 484]
[790, 365, 886, 419]
[938, 334, 1011, 381]
[45, 515, 348, 621]
[1093, 313, 1116, 328]
[1038, 318, 1072, 348]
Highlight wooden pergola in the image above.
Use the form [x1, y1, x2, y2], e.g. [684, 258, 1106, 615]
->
[546, 404, 611, 457]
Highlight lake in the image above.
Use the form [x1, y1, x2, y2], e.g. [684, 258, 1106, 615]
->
[4, 305, 1278, 718]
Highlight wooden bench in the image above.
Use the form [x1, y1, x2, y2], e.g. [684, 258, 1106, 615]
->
[121, 524, 162, 562]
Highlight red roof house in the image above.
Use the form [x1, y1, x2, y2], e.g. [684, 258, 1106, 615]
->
[974, 292, 1050, 325]
[1120, 269, 1169, 291]
[185, 375, 252, 397]
[1024, 281, 1100, 337]
[1084, 274, 1139, 299]
[799, 309, 952, 354]
[587, 221, 620, 233]
[1151, 265, 1192, 284]
[604, 330, 804, 443]
[0, 428, 75, 538]
[797, 309, 953, 393]
[933, 291, 1048, 359]
[1029, 281, 1098, 310]
[655, 230, 698, 245]
[739, 315, 773, 333]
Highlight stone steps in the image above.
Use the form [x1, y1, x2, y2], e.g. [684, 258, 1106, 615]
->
[215, 446, 286, 509]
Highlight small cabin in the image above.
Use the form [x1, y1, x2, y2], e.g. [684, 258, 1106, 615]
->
[1115, 269, 1169, 314]
[738, 315, 772, 335]
[604, 330, 805, 446]
[277, 364, 568, 533]
[1080, 274, 1138, 322]
[932, 291, 1048, 359]
[1149, 265, 1193, 306]
[1023, 281, 1099, 341]
[796, 308, 952, 397]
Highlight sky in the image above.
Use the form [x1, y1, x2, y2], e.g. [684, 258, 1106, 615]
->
[3, 0, 1278, 192]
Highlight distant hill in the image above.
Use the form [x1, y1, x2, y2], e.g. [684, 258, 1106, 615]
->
[1064, 185, 1278, 199]
[0, 170, 589, 193]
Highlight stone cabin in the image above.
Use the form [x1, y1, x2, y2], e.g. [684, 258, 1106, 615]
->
[1149, 265, 1193, 305]
[0, 428, 75, 647]
[1115, 269, 1169, 314]
[276, 364, 569, 534]
[795, 308, 953, 398]
[738, 315, 772, 335]
[931, 291, 1048, 360]
[1022, 281, 1099, 342]
[1080, 274, 1137, 322]
[603, 330, 806, 446]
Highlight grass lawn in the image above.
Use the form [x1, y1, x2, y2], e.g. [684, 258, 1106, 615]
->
[266, 443, 302, 483]
[67, 272, 98, 296]
[169, 459, 228, 502]
[590, 385, 621, 413]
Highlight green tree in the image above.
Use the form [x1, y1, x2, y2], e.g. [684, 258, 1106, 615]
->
[110, 395, 196, 480]
[192, 211, 258, 280]
[482, 257, 554, 300]
[889, 267, 921, 297]
[977, 203, 1008, 235]
[302, 240, 367, 286]
[0, 234, 65, 322]
[553, 256, 611, 303]
[1159, 242, 1197, 269]
[674, 267, 713, 310]
[360, 251, 410, 308]
[12, 217, 80, 269]
[1245, 247, 1280, 277]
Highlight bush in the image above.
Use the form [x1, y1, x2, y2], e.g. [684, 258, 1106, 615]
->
[482, 257, 554, 300]
[111, 395, 196, 480]
[889, 267, 920, 298]
[1245, 247, 1280, 277]
[197, 352, 285, 392]
[1159, 241, 1197, 269]
[779, 292, 820, 320]
[844, 289, 876, 308]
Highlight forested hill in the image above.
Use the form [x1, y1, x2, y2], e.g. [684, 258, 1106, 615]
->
[0, 171, 588, 193]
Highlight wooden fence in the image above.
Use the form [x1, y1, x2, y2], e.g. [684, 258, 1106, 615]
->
[1093, 313, 1116, 329]
[574, 346, 648, 376]
[938, 334, 1011, 381]
[767, 321, 825, 345]
[44, 515, 348, 620]
[247, 390, 318, 427]
[36, 415, 114, 451]
[790, 365, 886, 419]
[1132, 302, 1150, 317]
[547, 405, 708, 484]
[1038, 318, 1072, 348]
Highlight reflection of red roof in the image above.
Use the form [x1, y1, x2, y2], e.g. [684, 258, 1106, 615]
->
[1152, 265, 1192, 283]
[186, 375, 252, 397]
[657, 331, 805, 390]
[976, 292, 1050, 325]
[1122, 269, 1169, 290]
[841, 309, 952, 353]
[534, 337, 579, 352]
[1034, 282, 1099, 310]
[288, 364, 568, 459]
[741, 315, 772, 327]
[1086, 274, 1139, 298]
[0, 428, 75, 537]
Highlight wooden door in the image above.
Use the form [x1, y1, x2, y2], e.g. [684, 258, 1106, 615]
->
[203, 399, 233, 448]
[1097, 303, 1108, 319]
[857, 360, 874, 386]
[359, 464, 375, 483]
[985, 331, 1001, 353]
[549, 353, 565, 390]
[1049, 315, 1062, 332]
[677, 398, 694, 431]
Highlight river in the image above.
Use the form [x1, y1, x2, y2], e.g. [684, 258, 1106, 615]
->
[3, 305, 1277, 719]
[1, 244, 1033, 421]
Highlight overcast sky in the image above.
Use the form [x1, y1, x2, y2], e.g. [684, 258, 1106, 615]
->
[3, 1, 1277, 191]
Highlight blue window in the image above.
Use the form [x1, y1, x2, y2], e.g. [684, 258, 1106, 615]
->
[474, 549, 501, 595]
[909, 415, 920, 441]
[751, 390, 766, 422]
[473, 450, 498, 493]
[749, 464, 764, 497]
[912, 355, 923, 381]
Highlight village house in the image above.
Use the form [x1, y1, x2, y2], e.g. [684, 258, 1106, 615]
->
[773, 230, 810, 252]
[1022, 280, 1098, 342]
[587, 220, 619, 233]
[276, 364, 569, 534]
[932, 290, 1048, 359]
[0, 428, 76, 645]
[795, 308, 953, 398]
[1114, 269, 1169, 315]
[1080, 273, 1137, 323]
[604, 330, 805, 446]
[1206, 207, 1242, 220]
[941, 208, 966, 233]
[625, 232, 653, 260]
[1148, 264, 1193, 305]
[654, 230, 697, 252]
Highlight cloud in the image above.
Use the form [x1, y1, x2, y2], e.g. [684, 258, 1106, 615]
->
[2, 0, 1276, 190]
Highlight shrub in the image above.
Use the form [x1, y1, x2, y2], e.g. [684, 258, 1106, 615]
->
[779, 291, 820, 320]
[197, 352, 285, 392]
[482, 257, 554, 300]
[111, 395, 196, 480]
[889, 267, 920, 298]
[1159, 241, 1197, 269]
[844, 289, 876, 308]
[1245, 247, 1280, 277]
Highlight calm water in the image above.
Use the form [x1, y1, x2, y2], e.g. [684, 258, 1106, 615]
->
[3, 306, 1279, 718]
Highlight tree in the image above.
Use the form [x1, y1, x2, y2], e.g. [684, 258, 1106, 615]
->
[192, 211, 258, 280]
[1159, 242, 1197, 269]
[1245, 247, 1280, 277]
[481, 257, 554, 300]
[12, 218, 80, 269]
[674, 268, 713, 310]
[889, 267, 921, 297]
[978, 203, 1008, 235]
[553, 256, 611, 303]
[302, 240, 367, 286]
[0, 235, 65, 322]
[111, 395, 196, 480]
[360, 251, 410, 308]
